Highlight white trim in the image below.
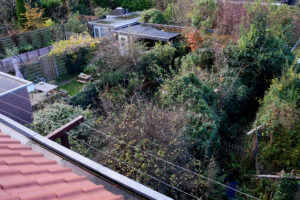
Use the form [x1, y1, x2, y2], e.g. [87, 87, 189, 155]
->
[0, 72, 34, 97]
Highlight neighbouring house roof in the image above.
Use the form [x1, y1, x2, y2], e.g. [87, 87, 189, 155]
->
[0, 72, 34, 97]
[88, 12, 141, 30]
[0, 131, 124, 200]
[114, 24, 181, 42]
[0, 114, 173, 200]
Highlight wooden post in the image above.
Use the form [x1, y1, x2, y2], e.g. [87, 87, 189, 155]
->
[255, 175, 300, 180]
[46, 116, 84, 149]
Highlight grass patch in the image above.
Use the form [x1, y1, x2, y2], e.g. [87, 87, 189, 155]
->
[59, 80, 84, 96]
[55, 73, 79, 83]
[293, 46, 300, 58]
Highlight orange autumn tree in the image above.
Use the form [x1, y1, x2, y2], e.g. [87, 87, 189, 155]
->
[184, 28, 203, 52]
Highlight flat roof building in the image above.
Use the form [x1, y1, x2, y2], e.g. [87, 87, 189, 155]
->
[0, 72, 34, 125]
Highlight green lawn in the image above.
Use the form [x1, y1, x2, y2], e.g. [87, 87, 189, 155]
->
[293, 46, 300, 59]
[58, 80, 84, 96]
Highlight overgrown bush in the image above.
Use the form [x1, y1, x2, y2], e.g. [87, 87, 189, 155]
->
[96, 101, 220, 199]
[139, 43, 176, 80]
[180, 48, 214, 70]
[273, 177, 297, 200]
[189, 0, 216, 30]
[69, 70, 125, 113]
[90, 39, 146, 74]
[139, 8, 167, 24]
[254, 66, 300, 173]
[164, 2, 185, 25]
[225, 12, 294, 99]
[94, 7, 111, 18]
[66, 12, 88, 33]
[32, 101, 96, 141]
[158, 73, 221, 160]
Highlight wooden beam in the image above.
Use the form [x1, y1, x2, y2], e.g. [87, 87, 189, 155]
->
[46, 116, 84, 148]
[246, 125, 264, 136]
[255, 175, 300, 180]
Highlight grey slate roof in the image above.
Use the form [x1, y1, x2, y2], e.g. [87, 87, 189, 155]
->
[114, 24, 181, 41]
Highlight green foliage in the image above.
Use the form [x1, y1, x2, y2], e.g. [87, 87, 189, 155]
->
[139, 43, 176, 83]
[16, 0, 26, 27]
[19, 44, 34, 53]
[40, 0, 61, 9]
[97, 102, 212, 199]
[164, 2, 184, 25]
[5, 47, 19, 58]
[118, 0, 154, 11]
[31, 101, 95, 140]
[226, 14, 294, 98]
[254, 66, 300, 173]
[190, 0, 216, 30]
[94, 7, 111, 18]
[180, 48, 214, 71]
[139, 8, 167, 24]
[268, 5, 299, 47]
[158, 73, 221, 159]
[84, 64, 97, 75]
[69, 70, 125, 112]
[273, 178, 297, 200]
[66, 12, 88, 33]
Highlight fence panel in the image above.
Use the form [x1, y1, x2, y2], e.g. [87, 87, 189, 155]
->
[40, 55, 58, 81]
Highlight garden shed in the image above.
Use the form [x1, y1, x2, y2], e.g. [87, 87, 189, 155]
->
[114, 23, 182, 42]
[88, 11, 141, 38]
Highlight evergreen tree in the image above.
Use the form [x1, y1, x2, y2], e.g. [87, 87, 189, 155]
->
[16, 0, 26, 27]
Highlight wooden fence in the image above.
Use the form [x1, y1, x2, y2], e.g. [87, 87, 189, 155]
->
[23, 56, 68, 82]
[0, 24, 70, 55]
[0, 46, 52, 73]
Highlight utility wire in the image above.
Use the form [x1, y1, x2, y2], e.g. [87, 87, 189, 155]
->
[0, 106, 201, 200]
[79, 123, 260, 200]
[0, 89, 260, 200]
[71, 136, 202, 200]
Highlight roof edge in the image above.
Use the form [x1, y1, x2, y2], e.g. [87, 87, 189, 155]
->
[0, 72, 34, 97]
[0, 114, 173, 200]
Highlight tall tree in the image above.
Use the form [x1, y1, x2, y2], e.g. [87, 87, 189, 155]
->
[16, 0, 26, 27]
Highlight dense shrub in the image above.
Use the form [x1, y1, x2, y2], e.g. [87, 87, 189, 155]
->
[180, 48, 214, 70]
[139, 8, 167, 24]
[96, 101, 220, 199]
[66, 12, 88, 33]
[164, 2, 185, 25]
[273, 178, 298, 200]
[16, 0, 26, 27]
[90, 39, 146, 74]
[118, 0, 154, 11]
[254, 66, 300, 173]
[225, 13, 294, 99]
[158, 73, 221, 160]
[32, 101, 96, 140]
[94, 7, 111, 18]
[69, 70, 125, 112]
[268, 4, 300, 47]
[139, 43, 176, 83]
[190, 0, 216, 30]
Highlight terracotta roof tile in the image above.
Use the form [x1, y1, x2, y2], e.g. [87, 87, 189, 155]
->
[0, 132, 124, 200]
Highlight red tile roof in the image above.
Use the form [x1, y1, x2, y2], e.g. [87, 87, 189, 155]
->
[0, 131, 124, 200]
